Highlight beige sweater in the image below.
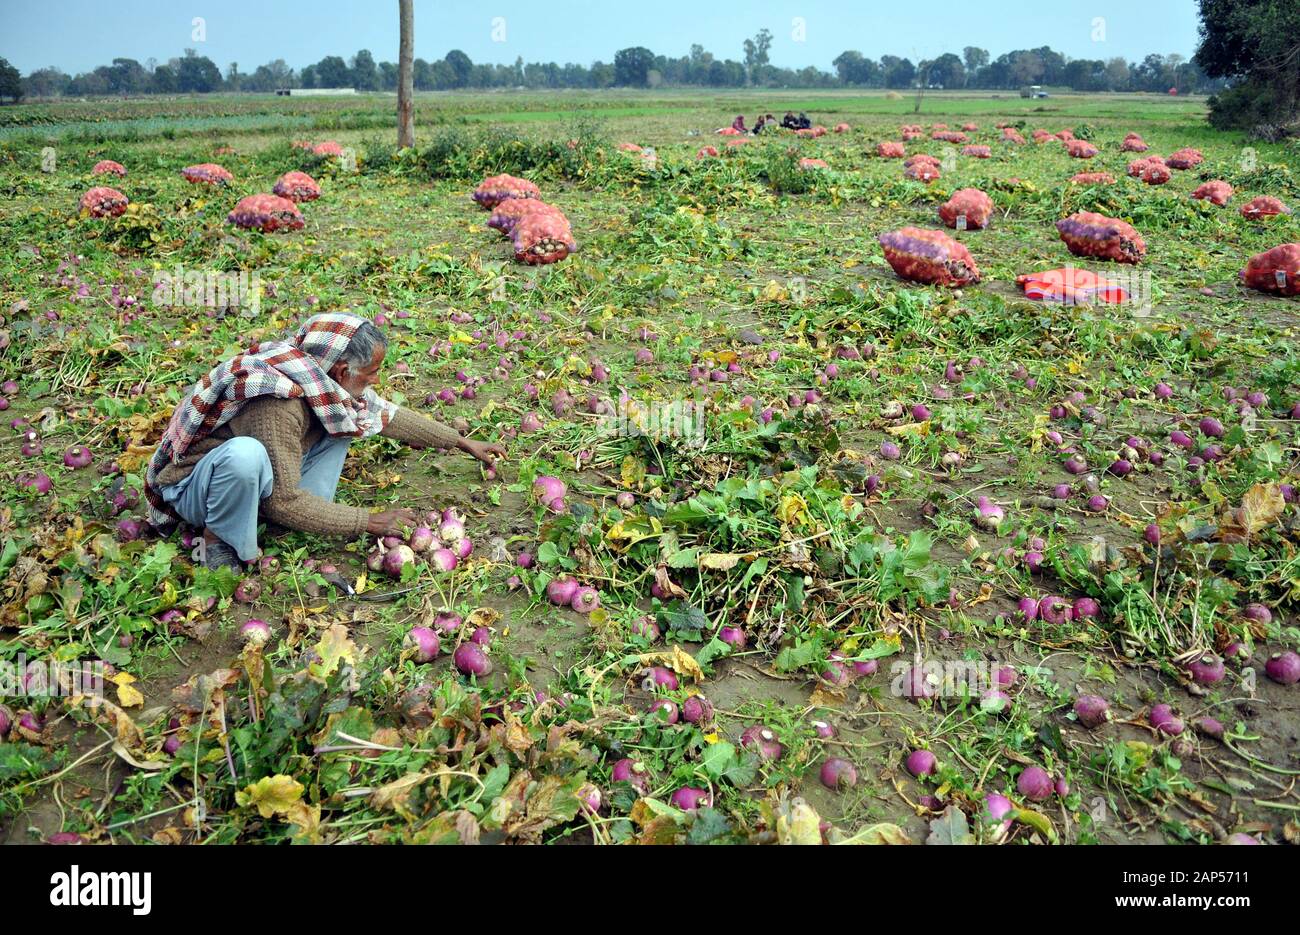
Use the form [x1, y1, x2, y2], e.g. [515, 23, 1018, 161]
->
[154, 397, 463, 538]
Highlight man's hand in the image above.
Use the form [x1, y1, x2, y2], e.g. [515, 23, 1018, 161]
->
[460, 438, 507, 466]
[367, 507, 418, 537]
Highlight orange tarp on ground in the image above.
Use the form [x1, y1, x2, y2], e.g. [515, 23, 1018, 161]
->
[1015, 267, 1128, 304]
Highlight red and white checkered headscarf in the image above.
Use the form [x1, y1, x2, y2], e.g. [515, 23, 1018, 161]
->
[145, 312, 396, 525]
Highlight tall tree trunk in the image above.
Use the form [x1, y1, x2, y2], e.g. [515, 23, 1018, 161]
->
[397, 0, 415, 148]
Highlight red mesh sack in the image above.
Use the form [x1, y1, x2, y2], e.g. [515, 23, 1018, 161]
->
[1192, 180, 1233, 206]
[961, 122, 979, 132]
[291, 140, 314, 150]
[1240, 196, 1289, 219]
[1032, 129, 1055, 143]
[1166, 148, 1204, 170]
[962, 145, 992, 158]
[1240, 243, 1300, 296]
[810, 125, 828, 137]
[92, 160, 126, 178]
[904, 153, 941, 168]
[313, 141, 344, 156]
[80, 186, 129, 218]
[899, 124, 922, 134]
[930, 123, 948, 130]
[1070, 172, 1116, 185]
[877, 141, 906, 158]
[878, 227, 981, 286]
[724, 138, 750, 148]
[472, 174, 541, 210]
[1121, 133, 1148, 152]
[488, 198, 562, 235]
[618, 141, 644, 150]
[1140, 162, 1171, 185]
[227, 194, 305, 232]
[833, 122, 851, 133]
[1055, 129, 1075, 141]
[904, 162, 941, 182]
[512, 211, 577, 265]
[1001, 128, 1026, 144]
[181, 163, 232, 185]
[938, 188, 994, 230]
[696, 145, 719, 159]
[272, 171, 321, 203]
[932, 131, 969, 143]
[1065, 140, 1098, 158]
[798, 158, 829, 170]
[902, 128, 924, 141]
[1056, 211, 1146, 264]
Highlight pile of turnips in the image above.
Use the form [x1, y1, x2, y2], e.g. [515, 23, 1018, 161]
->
[473, 173, 577, 265]
[367, 508, 474, 577]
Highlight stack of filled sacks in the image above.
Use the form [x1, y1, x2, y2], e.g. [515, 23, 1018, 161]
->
[474, 174, 577, 265]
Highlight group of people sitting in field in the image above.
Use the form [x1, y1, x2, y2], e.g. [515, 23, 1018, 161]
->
[728, 111, 812, 135]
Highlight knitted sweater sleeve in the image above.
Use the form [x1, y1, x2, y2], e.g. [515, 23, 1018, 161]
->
[252, 400, 370, 538]
[380, 406, 464, 450]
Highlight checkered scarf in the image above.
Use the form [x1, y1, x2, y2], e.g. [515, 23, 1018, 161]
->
[145, 312, 396, 526]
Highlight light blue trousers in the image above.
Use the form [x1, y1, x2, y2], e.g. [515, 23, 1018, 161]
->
[159, 434, 351, 562]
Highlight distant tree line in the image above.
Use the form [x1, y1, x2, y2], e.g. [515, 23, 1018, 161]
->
[2, 31, 1231, 103]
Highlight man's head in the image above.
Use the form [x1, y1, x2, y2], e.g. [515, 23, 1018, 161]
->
[329, 320, 387, 397]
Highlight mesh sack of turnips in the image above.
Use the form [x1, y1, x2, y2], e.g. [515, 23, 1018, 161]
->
[1240, 243, 1300, 297]
[1070, 172, 1116, 185]
[511, 211, 577, 265]
[487, 198, 564, 236]
[1121, 133, 1149, 152]
[1193, 180, 1234, 206]
[938, 188, 994, 230]
[878, 227, 981, 286]
[92, 160, 126, 178]
[181, 163, 233, 185]
[1140, 162, 1172, 185]
[904, 162, 941, 182]
[833, 122, 851, 133]
[932, 131, 968, 144]
[618, 141, 644, 150]
[1065, 140, 1098, 158]
[1055, 129, 1075, 140]
[1240, 196, 1289, 219]
[696, 145, 719, 159]
[472, 174, 541, 210]
[1032, 129, 1056, 143]
[901, 128, 925, 141]
[961, 145, 992, 158]
[312, 141, 344, 156]
[798, 158, 829, 170]
[227, 194, 305, 233]
[961, 122, 979, 132]
[1000, 128, 1026, 144]
[876, 141, 906, 158]
[1166, 147, 1204, 169]
[80, 186, 129, 218]
[1056, 211, 1146, 264]
[904, 153, 941, 168]
[272, 171, 321, 203]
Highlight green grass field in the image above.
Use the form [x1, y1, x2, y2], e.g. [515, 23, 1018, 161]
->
[0, 90, 1297, 846]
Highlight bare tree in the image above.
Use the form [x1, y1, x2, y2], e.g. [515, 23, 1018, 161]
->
[397, 0, 415, 148]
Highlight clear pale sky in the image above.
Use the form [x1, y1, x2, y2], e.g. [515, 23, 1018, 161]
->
[0, 0, 1202, 75]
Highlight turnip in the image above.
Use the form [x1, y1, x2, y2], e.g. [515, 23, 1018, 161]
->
[1199, 417, 1224, 438]
[408, 525, 435, 552]
[1242, 603, 1272, 625]
[1072, 597, 1100, 620]
[1074, 695, 1110, 728]
[430, 548, 458, 572]
[470, 626, 492, 646]
[901, 665, 937, 700]
[630, 616, 660, 641]
[1196, 717, 1225, 740]
[984, 792, 1014, 825]
[404, 627, 441, 663]
[17, 471, 52, 494]
[643, 666, 679, 691]
[670, 786, 711, 810]
[454, 537, 474, 560]
[453, 642, 492, 677]
[570, 586, 600, 614]
[1023, 551, 1043, 573]
[1144, 524, 1161, 545]
[520, 412, 543, 433]
[980, 689, 1012, 715]
[880, 442, 901, 460]
[116, 518, 143, 542]
[1017, 766, 1053, 802]
[1169, 430, 1194, 450]
[0, 380, 16, 396]
[1055, 777, 1070, 797]
[811, 719, 835, 739]
[905, 749, 937, 777]
[681, 695, 713, 724]
[1225, 833, 1261, 845]
[719, 626, 747, 649]
[1186, 653, 1225, 685]
[1150, 703, 1184, 736]
[740, 726, 784, 760]
[820, 661, 851, 687]
[576, 783, 602, 815]
[0, 704, 13, 738]
[433, 612, 462, 635]
[1062, 453, 1088, 474]
[230, 617, 275, 650]
[820, 757, 858, 790]
[612, 758, 650, 793]
[383, 544, 417, 577]
[366, 548, 385, 572]
[1018, 597, 1042, 622]
[1223, 641, 1250, 662]
[1265, 651, 1300, 685]
[547, 576, 579, 606]
[1086, 494, 1109, 513]
[15, 711, 44, 741]
[62, 445, 93, 469]
[854, 658, 879, 677]
[615, 492, 635, 509]
[1037, 595, 1072, 625]
[648, 698, 679, 724]
[973, 496, 1004, 531]
[234, 578, 261, 603]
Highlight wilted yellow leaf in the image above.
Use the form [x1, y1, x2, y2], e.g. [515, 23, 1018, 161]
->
[111, 672, 144, 709]
[236, 774, 305, 818]
[1240, 483, 1285, 535]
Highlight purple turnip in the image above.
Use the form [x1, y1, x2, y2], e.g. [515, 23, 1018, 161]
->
[240, 618, 271, 645]
[1265, 651, 1300, 685]
[1074, 695, 1110, 728]
[1196, 717, 1225, 740]
[811, 719, 835, 739]
[719, 626, 747, 649]
[234, 578, 261, 603]
[546, 576, 579, 606]
[1186, 653, 1225, 685]
[670, 786, 711, 810]
[973, 496, 1004, 531]
[1037, 595, 1072, 625]
[1017, 766, 1053, 802]
[430, 548, 458, 572]
[740, 726, 784, 760]
[642, 666, 679, 691]
[453, 642, 492, 677]
[1242, 603, 1272, 625]
[648, 698, 679, 724]
[570, 586, 600, 614]
[404, 627, 441, 663]
[681, 695, 713, 724]
[383, 544, 417, 577]
[905, 749, 937, 777]
[612, 758, 650, 793]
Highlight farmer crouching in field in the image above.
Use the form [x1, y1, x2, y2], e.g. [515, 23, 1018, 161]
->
[143, 312, 505, 571]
